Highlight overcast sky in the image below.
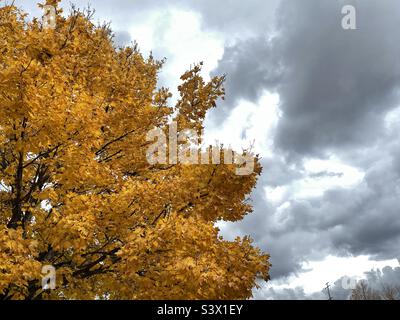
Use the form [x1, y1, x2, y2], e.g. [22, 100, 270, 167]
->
[13, 0, 400, 299]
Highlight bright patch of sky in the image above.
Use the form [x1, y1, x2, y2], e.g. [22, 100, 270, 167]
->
[258, 255, 400, 295]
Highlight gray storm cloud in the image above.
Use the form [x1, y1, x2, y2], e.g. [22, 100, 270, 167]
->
[212, 0, 400, 156]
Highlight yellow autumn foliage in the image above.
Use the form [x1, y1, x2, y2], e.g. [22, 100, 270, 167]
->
[0, 1, 270, 299]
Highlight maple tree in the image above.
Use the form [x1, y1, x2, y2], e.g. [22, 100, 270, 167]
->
[0, 1, 270, 299]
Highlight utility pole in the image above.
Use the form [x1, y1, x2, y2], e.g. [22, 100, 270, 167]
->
[324, 282, 333, 300]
